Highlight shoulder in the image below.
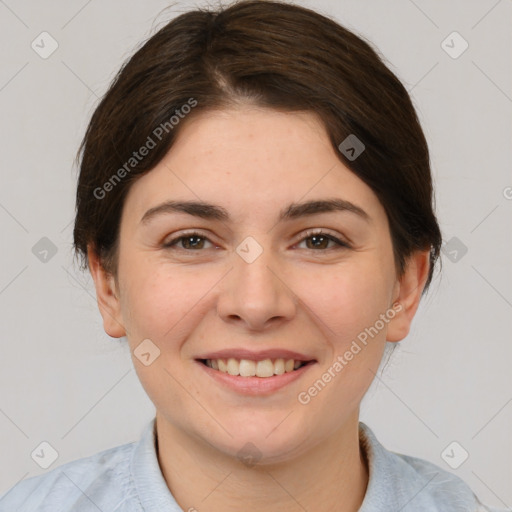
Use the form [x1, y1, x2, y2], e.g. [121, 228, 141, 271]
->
[359, 423, 507, 512]
[397, 454, 508, 512]
[0, 441, 136, 512]
[400, 453, 508, 512]
[395, 452, 483, 509]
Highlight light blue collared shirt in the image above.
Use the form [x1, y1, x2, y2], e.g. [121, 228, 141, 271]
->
[0, 418, 506, 511]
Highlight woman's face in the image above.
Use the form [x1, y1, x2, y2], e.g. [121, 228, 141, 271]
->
[92, 106, 425, 463]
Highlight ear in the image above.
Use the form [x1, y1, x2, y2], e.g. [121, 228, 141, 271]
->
[386, 249, 431, 342]
[87, 245, 126, 338]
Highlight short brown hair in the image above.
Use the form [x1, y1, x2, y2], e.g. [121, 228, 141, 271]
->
[73, 0, 442, 292]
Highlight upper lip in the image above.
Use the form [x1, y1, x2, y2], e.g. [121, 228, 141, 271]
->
[195, 348, 316, 362]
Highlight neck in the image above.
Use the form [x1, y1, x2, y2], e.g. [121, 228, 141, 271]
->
[155, 413, 369, 512]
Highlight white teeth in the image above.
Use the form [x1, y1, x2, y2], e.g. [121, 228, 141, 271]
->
[285, 359, 295, 372]
[239, 359, 256, 377]
[256, 359, 274, 377]
[227, 358, 239, 376]
[273, 359, 285, 375]
[205, 358, 306, 377]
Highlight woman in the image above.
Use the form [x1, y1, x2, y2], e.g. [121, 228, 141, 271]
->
[0, 1, 505, 510]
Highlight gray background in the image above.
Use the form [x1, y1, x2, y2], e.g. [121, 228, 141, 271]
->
[0, 0, 511, 508]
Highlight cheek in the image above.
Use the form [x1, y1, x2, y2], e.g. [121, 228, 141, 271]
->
[119, 262, 219, 343]
[295, 267, 392, 426]
[120, 271, 174, 338]
[118, 266, 207, 409]
[296, 260, 394, 344]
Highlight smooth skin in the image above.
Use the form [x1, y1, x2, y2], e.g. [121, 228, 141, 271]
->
[88, 106, 430, 512]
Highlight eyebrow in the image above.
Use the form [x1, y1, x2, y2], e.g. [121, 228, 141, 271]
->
[140, 198, 370, 225]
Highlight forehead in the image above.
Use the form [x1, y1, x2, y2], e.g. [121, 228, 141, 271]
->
[122, 107, 386, 225]
[168, 107, 334, 176]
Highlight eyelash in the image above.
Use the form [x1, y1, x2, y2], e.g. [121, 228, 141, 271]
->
[162, 229, 351, 252]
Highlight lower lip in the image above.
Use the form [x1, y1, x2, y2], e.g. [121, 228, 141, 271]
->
[196, 360, 315, 395]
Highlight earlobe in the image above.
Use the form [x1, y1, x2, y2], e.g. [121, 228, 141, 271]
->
[386, 249, 431, 343]
[87, 245, 126, 338]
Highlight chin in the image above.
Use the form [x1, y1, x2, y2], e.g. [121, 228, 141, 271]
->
[207, 415, 315, 466]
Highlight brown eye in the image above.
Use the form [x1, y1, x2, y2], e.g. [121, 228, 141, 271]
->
[163, 232, 213, 250]
[180, 235, 206, 250]
[305, 234, 331, 250]
[298, 230, 350, 251]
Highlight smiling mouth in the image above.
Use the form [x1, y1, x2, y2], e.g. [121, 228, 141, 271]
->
[197, 358, 314, 378]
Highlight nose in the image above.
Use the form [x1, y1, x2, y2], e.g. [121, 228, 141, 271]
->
[216, 246, 298, 332]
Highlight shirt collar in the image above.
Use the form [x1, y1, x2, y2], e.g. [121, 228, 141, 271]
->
[130, 417, 182, 511]
[358, 422, 478, 511]
[358, 422, 404, 511]
[129, 417, 478, 512]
